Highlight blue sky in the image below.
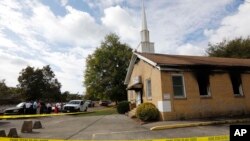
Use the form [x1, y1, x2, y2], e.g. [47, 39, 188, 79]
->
[0, 0, 250, 94]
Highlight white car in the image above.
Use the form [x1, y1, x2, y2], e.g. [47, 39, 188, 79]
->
[63, 100, 88, 112]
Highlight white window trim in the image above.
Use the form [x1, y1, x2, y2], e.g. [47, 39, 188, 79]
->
[172, 74, 186, 98]
[146, 79, 152, 99]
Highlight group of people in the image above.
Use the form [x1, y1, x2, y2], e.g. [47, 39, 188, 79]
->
[21, 100, 61, 114]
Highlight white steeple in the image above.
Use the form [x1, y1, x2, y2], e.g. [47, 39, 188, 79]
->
[138, 0, 154, 53]
[142, 0, 147, 30]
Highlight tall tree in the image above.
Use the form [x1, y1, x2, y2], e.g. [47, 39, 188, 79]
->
[0, 79, 9, 97]
[207, 37, 250, 58]
[18, 65, 61, 101]
[84, 33, 132, 102]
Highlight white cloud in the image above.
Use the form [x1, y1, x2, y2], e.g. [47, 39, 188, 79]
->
[59, 0, 68, 6]
[86, 0, 124, 8]
[0, 0, 104, 94]
[147, 0, 233, 55]
[1, 0, 249, 94]
[176, 43, 205, 56]
[207, 1, 250, 43]
[30, 3, 105, 47]
[101, 6, 139, 47]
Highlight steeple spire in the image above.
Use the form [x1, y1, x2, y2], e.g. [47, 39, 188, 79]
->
[142, 0, 147, 30]
[138, 0, 154, 53]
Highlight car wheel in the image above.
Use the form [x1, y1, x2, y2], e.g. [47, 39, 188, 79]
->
[84, 107, 87, 112]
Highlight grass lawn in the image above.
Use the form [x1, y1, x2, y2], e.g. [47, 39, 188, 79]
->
[75, 107, 118, 116]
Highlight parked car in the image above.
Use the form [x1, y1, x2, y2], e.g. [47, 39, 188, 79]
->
[99, 100, 110, 106]
[4, 102, 26, 115]
[63, 100, 88, 112]
[85, 100, 95, 107]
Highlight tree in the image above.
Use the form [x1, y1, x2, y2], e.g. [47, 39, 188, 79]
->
[18, 65, 61, 101]
[61, 91, 83, 102]
[84, 33, 132, 103]
[207, 37, 250, 58]
[0, 79, 9, 97]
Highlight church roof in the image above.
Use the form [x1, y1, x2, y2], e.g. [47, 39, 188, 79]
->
[137, 52, 250, 67]
[124, 52, 250, 84]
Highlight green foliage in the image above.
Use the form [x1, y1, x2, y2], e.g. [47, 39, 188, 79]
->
[136, 103, 159, 122]
[0, 79, 23, 103]
[207, 37, 250, 58]
[61, 91, 83, 102]
[84, 33, 132, 102]
[117, 101, 130, 114]
[0, 79, 9, 96]
[18, 65, 61, 101]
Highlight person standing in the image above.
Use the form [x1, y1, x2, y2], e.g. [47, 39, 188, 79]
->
[33, 100, 37, 114]
[55, 103, 60, 113]
[25, 101, 31, 114]
[46, 102, 52, 114]
[37, 100, 41, 114]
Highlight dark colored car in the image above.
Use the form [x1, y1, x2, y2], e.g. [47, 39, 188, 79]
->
[86, 100, 95, 107]
[99, 100, 110, 106]
[4, 102, 26, 115]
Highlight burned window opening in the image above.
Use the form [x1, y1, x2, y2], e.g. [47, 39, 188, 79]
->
[229, 71, 243, 95]
[194, 70, 210, 96]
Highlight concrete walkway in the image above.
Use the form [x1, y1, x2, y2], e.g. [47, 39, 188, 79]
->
[1, 114, 248, 140]
[144, 118, 250, 130]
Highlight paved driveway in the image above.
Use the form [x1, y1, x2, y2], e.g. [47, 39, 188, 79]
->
[0, 114, 231, 140]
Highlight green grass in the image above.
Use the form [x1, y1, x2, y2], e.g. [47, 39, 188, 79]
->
[75, 107, 118, 116]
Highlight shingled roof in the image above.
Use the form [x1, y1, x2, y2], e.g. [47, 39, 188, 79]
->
[137, 52, 250, 67]
[124, 52, 250, 84]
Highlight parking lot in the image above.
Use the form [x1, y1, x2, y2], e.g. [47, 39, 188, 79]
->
[0, 112, 235, 140]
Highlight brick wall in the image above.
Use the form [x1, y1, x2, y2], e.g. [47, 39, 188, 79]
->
[161, 71, 250, 120]
[127, 60, 250, 121]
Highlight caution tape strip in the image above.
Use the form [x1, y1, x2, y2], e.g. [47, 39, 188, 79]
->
[0, 135, 229, 141]
[0, 111, 94, 119]
[0, 107, 114, 119]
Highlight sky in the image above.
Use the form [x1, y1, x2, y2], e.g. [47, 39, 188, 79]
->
[0, 0, 250, 94]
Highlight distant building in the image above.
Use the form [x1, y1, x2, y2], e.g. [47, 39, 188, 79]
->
[124, 1, 250, 120]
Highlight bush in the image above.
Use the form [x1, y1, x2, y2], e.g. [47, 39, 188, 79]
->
[136, 102, 159, 122]
[117, 101, 130, 114]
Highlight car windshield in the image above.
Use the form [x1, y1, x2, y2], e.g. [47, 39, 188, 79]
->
[68, 101, 80, 104]
[16, 102, 25, 108]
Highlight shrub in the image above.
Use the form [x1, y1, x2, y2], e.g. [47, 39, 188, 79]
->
[136, 102, 159, 122]
[117, 101, 130, 114]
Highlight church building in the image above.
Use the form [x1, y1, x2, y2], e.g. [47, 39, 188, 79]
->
[124, 2, 250, 120]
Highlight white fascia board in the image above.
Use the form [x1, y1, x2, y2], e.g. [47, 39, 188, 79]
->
[134, 52, 158, 69]
[124, 54, 137, 85]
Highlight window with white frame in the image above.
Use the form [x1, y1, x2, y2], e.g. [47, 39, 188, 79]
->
[172, 75, 185, 97]
[146, 79, 152, 99]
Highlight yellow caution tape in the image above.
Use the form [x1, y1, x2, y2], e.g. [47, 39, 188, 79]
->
[0, 111, 94, 119]
[0, 135, 229, 141]
[0, 107, 115, 119]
